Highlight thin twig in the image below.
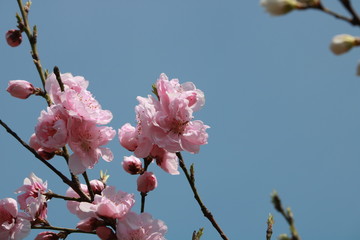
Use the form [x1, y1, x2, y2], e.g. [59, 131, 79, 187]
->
[176, 152, 229, 240]
[44, 191, 83, 202]
[83, 171, 95, 201]
[16, 0, 52, 105]
[31, 225, 96, 235]
[139, 157, 152, 213]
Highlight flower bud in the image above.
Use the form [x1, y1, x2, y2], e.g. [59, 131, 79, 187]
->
[34, 231, 59, 240]
[118, 123, 138, 151]
[330, 34, 360, 55]
[137, 171, 157, 193]
[7, 80, 35, 99]
[6, 29, 22, 47]
[90, 179, 105, 195]
[122, 156, 143, 175]
[260, 0, 299, 16]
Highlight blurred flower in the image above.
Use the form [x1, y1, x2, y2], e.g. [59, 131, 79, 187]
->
[330, 34, 360, 55]
[6, 29, 22, 47]
[7, 80, 35, 99]
[260, 0, 298, 16]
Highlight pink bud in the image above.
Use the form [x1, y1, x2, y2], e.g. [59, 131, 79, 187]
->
[7, 80, 35, 99]
[6, 29, 22, 47]
[34, 231, 59, 240]
[118, 123, 138, 151]
[137, 171, 157, 193]
[96, 226, 116, 240]
[122, 156, 143, 175]
[90, 179, 105, 195]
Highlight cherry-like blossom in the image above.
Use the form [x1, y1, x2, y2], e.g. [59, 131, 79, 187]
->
[0, 198, 31, 240]
[7, 80, 35, 99]
[116, 211, 167, 240]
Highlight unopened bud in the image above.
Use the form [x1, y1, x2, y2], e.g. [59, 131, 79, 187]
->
[7, 80, 35, 99]
[260, 0, 299, 16]
[6, 29, 22, 47]
[122, 156, 143, 175]
[330, 34, 360, 55]
[90, 179, 105, 195]
[137, 171, 157, 193]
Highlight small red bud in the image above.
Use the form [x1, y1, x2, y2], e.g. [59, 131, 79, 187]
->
[6, 29, 22, 47]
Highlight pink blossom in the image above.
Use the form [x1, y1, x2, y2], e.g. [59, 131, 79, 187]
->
[78, 186, 135, 220]
[118, 123, 138, 152]
[137, 172, 157, 193]
[122, 156, 143, 175]
[6, 30, 22, 47]
[7, 80, 35, 99]
[116, 212, 167, 240]
[120, 73, 209, 156]
[34, 231, 59, 240]
[66, 184, 92, 219]
[15, 173, 47, 211]
[133, 96, 158, 158]
[25, 194, 48, 221]
[45, 72, 112, 124]
[156, 73, 205, 113]
[0, 198, 31, 240]
[96, 226, 116, 240]
[68, 118, 115, 175]
[29, 134, 55, 160]
[150, 145, 179, 175]
[45, 72, 89, 105]
[35, 104, 69, 151]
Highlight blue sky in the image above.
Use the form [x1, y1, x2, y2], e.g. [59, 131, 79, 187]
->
[1, 1, 360, 239]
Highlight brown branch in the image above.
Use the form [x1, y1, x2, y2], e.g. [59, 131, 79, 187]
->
[176, 152, 229, 240]
[44, 191, 83, 202]
[339, 0, 360, 25]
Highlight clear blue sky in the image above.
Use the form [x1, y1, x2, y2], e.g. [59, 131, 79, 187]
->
[1, 1, 360, 239]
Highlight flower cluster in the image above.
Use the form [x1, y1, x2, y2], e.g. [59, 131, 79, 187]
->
[14, 73, 117, 175]
[66, 181, 167, 240]
[119, 73, 209, 192]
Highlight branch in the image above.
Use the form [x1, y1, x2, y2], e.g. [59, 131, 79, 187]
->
[176, 152, 229, 240]
[44, 191, 83, 202]
[339, 0, 360, 25]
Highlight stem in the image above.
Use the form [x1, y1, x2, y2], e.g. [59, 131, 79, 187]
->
[176, 152, 229, 240]
[31, 225, 96, 235]
[16, 0, 52, 106]
[83, 171, 95, 201]
[0, 119, 91, 202]
[44, 191, 83, 202]
[140, 192, 147, 213]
